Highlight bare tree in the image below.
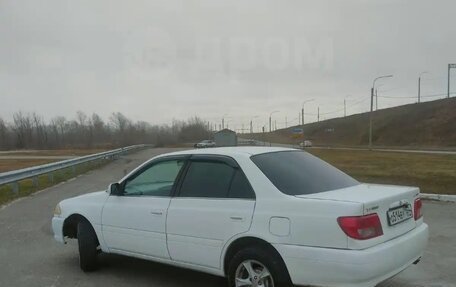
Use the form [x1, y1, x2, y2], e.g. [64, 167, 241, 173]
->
[32, 113, 47, 148]
[12, 112, 33, 149]
[1, 111, 211, 150]
[91, 113, 106, 146]
[110, 112, 132, 145]
[0, 117, 9, 149]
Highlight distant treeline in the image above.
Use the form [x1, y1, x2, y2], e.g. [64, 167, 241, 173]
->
[0, 112, 211, 150]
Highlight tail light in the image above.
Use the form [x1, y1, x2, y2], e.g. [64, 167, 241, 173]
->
[337, 214, 383, 240]
[414, 198, 423, 220]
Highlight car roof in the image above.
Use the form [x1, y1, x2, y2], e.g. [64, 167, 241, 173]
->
[159, 146, 298, 158]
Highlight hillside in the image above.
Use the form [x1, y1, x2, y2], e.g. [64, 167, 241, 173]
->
[247, 98, 456, 148]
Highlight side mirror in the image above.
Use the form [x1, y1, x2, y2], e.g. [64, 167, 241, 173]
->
[108, 183, 121, 195]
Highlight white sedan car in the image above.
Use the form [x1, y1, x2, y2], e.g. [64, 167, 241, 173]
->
[194, 140, 216, 148]
[52, 147, 428, 287]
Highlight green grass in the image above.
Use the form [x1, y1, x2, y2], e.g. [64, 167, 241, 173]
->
[0, 159, 109, 205]
[308, 149, 456, 195]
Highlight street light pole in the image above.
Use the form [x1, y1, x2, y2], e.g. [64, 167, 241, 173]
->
[269, 111, 279, 133]
[369, 75, 393, 149]
[301, 99, 314, 143]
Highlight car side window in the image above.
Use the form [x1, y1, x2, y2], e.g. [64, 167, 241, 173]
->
[178, 160, 255, 199]
[228, 170, 255, 199]
[123, 159, 184, 197]
[179, 161, 235, 198]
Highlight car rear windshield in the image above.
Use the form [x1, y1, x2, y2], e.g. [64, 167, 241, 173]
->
[251, 151, 359, 195]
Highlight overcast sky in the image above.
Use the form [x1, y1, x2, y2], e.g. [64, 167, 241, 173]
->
[1, 0, 456, 131]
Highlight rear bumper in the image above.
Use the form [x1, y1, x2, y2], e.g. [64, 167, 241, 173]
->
[52, 216, 65, 244]
[274, 223, 428, 287]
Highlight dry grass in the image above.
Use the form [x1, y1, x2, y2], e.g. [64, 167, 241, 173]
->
[0, 159, 58, 173]
[308, 148, 456, 195]
[0, 148, 109, 173]
[0, 159, 109, 205]
[0, 148, 108, 157]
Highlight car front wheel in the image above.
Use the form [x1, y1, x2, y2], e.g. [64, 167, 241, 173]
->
[77, 220, 99, 272]
[227, 247, 292, 287]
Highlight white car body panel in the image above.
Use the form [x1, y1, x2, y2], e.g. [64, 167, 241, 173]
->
[166, 198, 255, 269]
[101, 195, 171, 259]
[54, 191, 109, 250]
[52, 147, 429, 287]
[275, 222, 428, 287]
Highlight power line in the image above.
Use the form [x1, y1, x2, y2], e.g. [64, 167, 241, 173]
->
[320, 97, 369, 115]
[377, 95, 416, 99]
[378, 91, 456, 99]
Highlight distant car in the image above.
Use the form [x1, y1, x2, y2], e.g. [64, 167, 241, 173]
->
[194, 140, 216, 148]
[299, 140, 312, 148]
[53, 147, 428, 287]
[242, 139, 257, 146]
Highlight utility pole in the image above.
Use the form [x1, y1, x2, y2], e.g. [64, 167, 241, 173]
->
[418, 77, 421, 103]
[375, 89, 378, 110]
[369, 75, 393, 149]
[449, 64, 451, 99]
[448, 64, 456, 98]
[301, 99, 314, 141]
[369, 87, 374, 149]
[418, 71, 428, 103]
[344, 95, 351, 117]
[344, 99, 346, 117]
[222, 113, 229, 130]
[249, 115, 259, 134]
[317, 107, 320, 122]
[269, 111, 279, 133]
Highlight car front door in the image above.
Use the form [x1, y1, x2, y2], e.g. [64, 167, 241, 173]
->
[101, 156, 187, 259]
[166, 155, 256, 269]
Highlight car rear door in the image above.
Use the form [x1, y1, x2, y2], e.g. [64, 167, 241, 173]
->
[166, 155, 256, 269]
[101, 156, 187, 259]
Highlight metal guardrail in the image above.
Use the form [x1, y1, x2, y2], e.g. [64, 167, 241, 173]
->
[0, 145, 150, 189]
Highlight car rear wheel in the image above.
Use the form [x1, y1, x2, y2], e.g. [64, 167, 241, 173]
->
[227, 247, 292, 287]
[77, 220, 99, 272]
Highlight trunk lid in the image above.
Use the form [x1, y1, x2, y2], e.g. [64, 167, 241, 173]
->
[296, 183, 420, 249]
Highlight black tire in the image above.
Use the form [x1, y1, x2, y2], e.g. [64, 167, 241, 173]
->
[77, 220, 99, 272]
[227, 246, 293, 287]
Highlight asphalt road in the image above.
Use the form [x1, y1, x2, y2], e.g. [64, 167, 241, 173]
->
[0, 147, 455, 287]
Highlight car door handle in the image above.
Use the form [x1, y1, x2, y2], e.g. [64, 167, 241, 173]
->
[150, 210, 164, 216]
[230, 216, 244, 221]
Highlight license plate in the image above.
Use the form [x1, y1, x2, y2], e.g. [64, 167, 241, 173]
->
[387, 205, 413, 226]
